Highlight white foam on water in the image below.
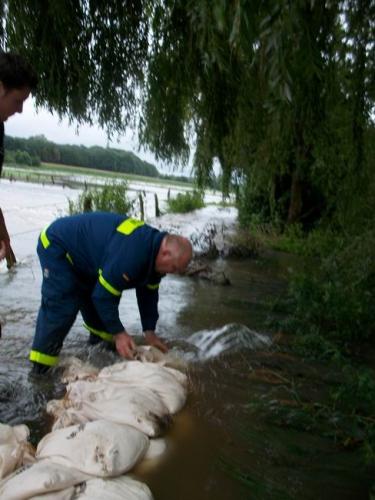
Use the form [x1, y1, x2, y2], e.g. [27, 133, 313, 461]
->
[187, 323, 271, 360]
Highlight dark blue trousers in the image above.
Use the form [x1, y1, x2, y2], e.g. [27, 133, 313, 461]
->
[30, 240, 111, 369]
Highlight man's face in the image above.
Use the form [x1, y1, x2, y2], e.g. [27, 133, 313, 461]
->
[157, 252, 192, 275]
[156, 244, 193, 275]
[0, 84, 31, 122]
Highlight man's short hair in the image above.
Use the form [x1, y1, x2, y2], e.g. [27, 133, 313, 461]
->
[0, 52, 38, 91]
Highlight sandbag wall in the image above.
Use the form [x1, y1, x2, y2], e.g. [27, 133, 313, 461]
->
[0, 349, 188, 499]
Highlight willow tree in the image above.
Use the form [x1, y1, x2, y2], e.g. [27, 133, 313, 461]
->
[3, 0, 151, 134]
[141, 0, 374, 227]
[141, 0, 339, 223]
[1, 0, 374, 227]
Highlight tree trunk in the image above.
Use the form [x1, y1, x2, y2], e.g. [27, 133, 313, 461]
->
[287, 170, 303, 224]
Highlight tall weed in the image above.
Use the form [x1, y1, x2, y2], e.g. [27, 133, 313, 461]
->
[68, 181, 134, 215]
[166, 190, 205, 213]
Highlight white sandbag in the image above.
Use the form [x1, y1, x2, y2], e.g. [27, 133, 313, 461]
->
[143, 438, 167, 461]
[51, 407, 91, 431]
[36, 420, 149, 477]
[74, 475, 153, 500]
[98, 361, 187, 413]
[66, 380, 170, 436]
[47, 399, 90, 431]
[30, 476, 154, 500]
[100, 360, 188, 387]
[163, 365, 189, 388]
[46, 398, 67, 416]
[0, 459, 90, 500]
[59, 356, 99, 383]
[30, 486, 76, 499]
[0, 422, 35, 479]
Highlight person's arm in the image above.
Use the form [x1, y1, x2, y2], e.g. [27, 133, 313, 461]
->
[136, 284, 168, 353]
[90, 290, 137, 360]
[91, 288, 124, 333]
[114, 331, 137, 359]
[91, 267, 139, 359]
[0, 209, 16, 268]
[136, 285, 159, 329]
[0, 240, 5, 260]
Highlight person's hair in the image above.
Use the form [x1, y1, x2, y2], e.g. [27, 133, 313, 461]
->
[0, 52, 38, 91]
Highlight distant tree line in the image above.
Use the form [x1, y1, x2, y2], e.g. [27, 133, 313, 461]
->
[4, 134, 160, 177]
[4, 148, 40, 167]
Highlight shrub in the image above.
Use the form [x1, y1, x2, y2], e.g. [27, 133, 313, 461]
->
[68, 180, 134, 215]
[281, 228, 375, 357]
[166, 190, 205, 213]
[14, 150, 32, 165]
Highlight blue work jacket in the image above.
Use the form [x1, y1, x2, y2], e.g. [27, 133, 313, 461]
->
[43, 212, 167, 334]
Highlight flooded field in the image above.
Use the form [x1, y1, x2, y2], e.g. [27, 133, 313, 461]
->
[0, 180, 373, 499]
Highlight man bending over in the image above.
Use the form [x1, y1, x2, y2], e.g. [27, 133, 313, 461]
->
[30, 212, 193, 374]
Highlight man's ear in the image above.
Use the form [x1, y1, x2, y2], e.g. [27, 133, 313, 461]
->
[164, 246, 173, 257]
[0, 82, 6, 98]
[160, 247, 171, 260]
[160, 238, 170, 257]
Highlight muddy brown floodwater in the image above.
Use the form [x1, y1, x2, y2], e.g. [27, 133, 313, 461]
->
[0, 250, 373, 499]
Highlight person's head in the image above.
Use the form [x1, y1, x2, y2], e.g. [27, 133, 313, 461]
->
[155, 234, 193, 275]
[0, 52, 38, 122]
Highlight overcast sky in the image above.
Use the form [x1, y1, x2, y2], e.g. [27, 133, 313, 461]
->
[4, 97, 193, 176]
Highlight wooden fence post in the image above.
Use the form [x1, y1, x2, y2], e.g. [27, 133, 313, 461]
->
[139, 193, 144, 221]
[154, 193, 160, 217]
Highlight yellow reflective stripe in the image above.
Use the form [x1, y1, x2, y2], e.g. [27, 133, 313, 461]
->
[29, 350, 58, 366]
[40, 226, 50, 249]
[117, 218, 144, 235]
[66, 253, 73, 265]
[98, 269, 121, 297]
[147, 283, 159, 290]
[84, 323, 114, 343]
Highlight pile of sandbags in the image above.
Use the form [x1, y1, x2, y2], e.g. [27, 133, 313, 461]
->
[0, 348, 189, 499]
[48, 360, 187, 436]
[0, 460, 153, 500]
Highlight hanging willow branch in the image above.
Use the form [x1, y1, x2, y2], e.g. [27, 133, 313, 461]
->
[1, 0, 373, 225]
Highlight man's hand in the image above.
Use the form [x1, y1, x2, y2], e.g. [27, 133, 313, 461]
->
[0, 209, 16, 268]
[144, 330, 169, 353]
[0, 240, 5, 261]
[114, 331, 137, 359]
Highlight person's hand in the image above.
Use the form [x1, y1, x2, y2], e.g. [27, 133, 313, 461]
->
[0, 240, 6, 261]
[114, 331, 137, 359]
[144, 330, 169, 353]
